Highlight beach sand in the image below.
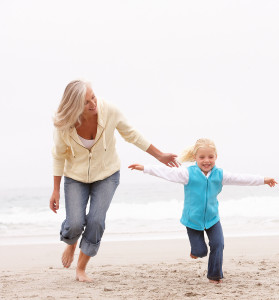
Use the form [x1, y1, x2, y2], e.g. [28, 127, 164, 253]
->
[1, 236, 279, 299]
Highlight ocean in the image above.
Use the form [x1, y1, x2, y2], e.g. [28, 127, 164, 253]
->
[0, 181, 278, 245]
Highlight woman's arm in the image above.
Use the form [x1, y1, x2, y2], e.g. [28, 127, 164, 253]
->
[52, 129, 68, 176]
[50, 129, 68, 213]
[49, 176, 62, 213]
[115, 109, 179, 167]
[146, 144, 179, 167]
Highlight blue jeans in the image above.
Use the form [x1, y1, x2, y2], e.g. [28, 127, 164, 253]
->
[60, 171, 120, 257]
[186, 221, 224, 281]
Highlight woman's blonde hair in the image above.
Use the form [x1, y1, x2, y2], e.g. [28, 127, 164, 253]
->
[179, 138, 217, 163]
[53, 80, 90, 131]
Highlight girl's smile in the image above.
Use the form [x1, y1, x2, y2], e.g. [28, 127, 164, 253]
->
[195, 147, 217, 176]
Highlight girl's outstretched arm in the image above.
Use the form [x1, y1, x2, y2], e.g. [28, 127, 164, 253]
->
[223, 171, 277, 187]
[129, 164, 188, 184]
[264, 177, 277, 187]
[128, 164, 144, 171]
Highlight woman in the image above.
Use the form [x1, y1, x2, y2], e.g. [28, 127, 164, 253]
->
[49, 79, 178, 282]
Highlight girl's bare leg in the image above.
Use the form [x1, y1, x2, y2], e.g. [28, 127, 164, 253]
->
[76, 250, 93, 282]
[62, 242, 77, 268]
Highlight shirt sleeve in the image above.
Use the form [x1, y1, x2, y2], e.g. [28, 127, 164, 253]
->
[143, 165, 189, 184]
[114, 106, 151, 151]
[222, 170, 265, 186]
[52, 129, 67, 176]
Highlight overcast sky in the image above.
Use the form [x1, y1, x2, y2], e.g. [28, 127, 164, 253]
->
[0, 0, 278, 189]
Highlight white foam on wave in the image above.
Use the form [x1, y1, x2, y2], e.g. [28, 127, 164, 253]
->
[219, 196, 279, 218]
[1, 195, 278, 244]
[108, 198, 182, 220]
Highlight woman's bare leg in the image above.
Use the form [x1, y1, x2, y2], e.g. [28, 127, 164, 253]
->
[62, 242, 77, 268]
[76, 250, 93, 282]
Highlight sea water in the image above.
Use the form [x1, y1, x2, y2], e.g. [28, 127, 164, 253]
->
[0, 181, 278, 245]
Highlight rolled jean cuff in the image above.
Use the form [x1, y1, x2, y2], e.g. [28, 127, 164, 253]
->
[80, 237, 101, 257]
[60, 233, 81, 245]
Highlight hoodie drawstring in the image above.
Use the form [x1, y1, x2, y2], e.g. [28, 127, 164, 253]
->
[103, 130, 107, 151]
[70, 145, 76, 158]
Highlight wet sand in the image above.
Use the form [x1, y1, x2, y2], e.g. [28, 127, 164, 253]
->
[1, 236, 279, 299]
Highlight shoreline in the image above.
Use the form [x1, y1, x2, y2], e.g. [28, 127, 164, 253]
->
[1, 231, 279, 246]
[1, 236, 279, 299]
[1, 235, 279, 268]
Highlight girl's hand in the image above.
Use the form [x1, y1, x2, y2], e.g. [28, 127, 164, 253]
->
[264, 177, 277, 187]
[128, 164, 144, 171]
[49, 190, 60, 213]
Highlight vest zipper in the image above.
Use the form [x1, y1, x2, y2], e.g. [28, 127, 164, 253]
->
[204, 178, 208, 229]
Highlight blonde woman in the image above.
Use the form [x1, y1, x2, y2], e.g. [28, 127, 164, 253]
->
[49, 80, 179, 282]
[129, 138, 277, 283]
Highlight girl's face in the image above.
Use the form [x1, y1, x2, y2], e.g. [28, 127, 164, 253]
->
[82, 86, 98, 118]
[195, 146, 217, 175]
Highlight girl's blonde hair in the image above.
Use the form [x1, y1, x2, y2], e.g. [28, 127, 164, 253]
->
[53, 80, 90, 131]
[179, 138, 217, 163]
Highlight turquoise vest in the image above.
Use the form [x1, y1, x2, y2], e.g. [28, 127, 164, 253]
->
[180, 164, 223, 231]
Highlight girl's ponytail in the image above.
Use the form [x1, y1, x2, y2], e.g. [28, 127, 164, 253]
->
[178, 145, 196, 162]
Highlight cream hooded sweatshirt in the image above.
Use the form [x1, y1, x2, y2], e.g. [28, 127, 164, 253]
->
[52, 99, 151, 183]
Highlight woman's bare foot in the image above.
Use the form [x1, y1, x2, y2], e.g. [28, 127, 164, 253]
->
[209, 279, 222, 284]
[76, 268, 93, 283]
[62, 243, 77, 268]
[75, 249, 92, 282]
[190, 253, 198, 259]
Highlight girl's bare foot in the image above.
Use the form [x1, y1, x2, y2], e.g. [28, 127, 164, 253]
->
[76, 268, 93, 282]
[62, 243, 77, 268]
[190, 253, 198, 259]
[209, 279, 222, 284]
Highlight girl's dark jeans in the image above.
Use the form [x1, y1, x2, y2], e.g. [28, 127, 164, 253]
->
[186, 221, 224, 281]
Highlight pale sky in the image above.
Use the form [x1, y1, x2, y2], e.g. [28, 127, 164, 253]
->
[0, 0, 278, 189]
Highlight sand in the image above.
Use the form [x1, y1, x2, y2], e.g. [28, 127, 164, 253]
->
[1, 236, 279, 299]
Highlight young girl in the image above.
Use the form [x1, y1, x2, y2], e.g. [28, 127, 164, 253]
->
[128, 138, 277, 283]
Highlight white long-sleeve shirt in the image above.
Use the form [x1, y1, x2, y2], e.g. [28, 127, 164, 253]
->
[143, 165, 264, 186]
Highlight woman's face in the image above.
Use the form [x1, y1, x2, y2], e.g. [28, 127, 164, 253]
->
[82, 86, 98, 118]
[195, 146, 217, 175]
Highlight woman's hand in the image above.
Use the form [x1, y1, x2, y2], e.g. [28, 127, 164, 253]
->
[158, 152, 180, 167]
[264, 177, 277, 187]
[50, 176, 62, 213]
[128, 164, 144, 171]
[146, 145, 179, 167]
[50, 190, 60, 213]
